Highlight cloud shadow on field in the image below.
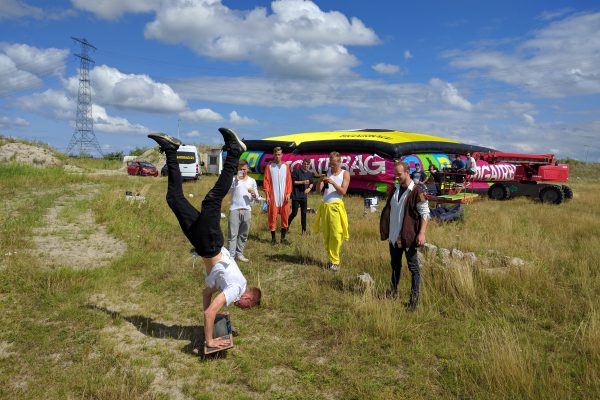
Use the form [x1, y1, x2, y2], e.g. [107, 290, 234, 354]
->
[85, 304, 227, 360]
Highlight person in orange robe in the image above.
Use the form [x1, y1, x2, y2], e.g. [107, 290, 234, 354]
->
[263, 146, 293, 245]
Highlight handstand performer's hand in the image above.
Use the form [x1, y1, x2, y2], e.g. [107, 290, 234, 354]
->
[206, 337, 231, 348]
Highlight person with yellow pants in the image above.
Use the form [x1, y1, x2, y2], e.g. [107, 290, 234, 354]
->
[314, 152, 351, 272]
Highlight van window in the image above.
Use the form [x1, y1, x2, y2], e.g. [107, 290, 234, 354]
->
[177, 152, 196, 164]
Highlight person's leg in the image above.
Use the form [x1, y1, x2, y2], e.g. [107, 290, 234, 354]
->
[325, 205, 343, 267]
[406, 247, 420, 310]
[300, 198, 308, 232]
[189, 128, 245, 257]
[288, 199, 299, 227]
[268, 204, 278, 244]
[148, 133, 200, 244]
[280, 199, 291, 230]
[237, 209, 251, 256]
[227, 210, 241, 257]
[389, 242, 402, 296]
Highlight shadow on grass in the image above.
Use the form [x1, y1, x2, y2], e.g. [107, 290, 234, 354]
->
[247, 232, 273, 244]
[265, 252, 325, 267]
[85, 304, 227, 360]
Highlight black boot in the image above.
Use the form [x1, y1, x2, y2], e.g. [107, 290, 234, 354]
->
[280, 228, 290, 245]
[406, 293, 419, 312]
[218, 127, 246, 156]
[148, 132, 182, 152]
[385, 286, 398, 300]
[270, 231, 277, 245]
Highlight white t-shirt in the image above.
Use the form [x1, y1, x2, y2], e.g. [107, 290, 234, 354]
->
[323, 168, 345, 204]
[205, 248, 247, 306]
[229, 176, 258, 210]
[467, 156, 477, 172]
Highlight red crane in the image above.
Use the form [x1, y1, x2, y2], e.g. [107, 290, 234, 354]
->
[475, 151, 572, 204]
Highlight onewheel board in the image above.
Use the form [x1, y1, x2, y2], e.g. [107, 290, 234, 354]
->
[204, 313, 234, 355]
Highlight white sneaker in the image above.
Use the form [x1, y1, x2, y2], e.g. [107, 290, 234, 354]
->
[237, 254, 249, 262]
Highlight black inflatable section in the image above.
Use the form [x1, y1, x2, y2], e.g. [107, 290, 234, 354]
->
[296, 139, 397, 157]
[244, 134, 495, 158]
[243, 139, 296, 153]
[293, 140, 493, 158]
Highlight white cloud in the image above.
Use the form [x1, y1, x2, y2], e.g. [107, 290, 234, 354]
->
[17, 89, 75, 119]
[0, 115, 29, 129]
[229, 111, 257, 125]
[445, 12, 600, 97]
[183, 129, 222, 145]
[72, 0, 160, 20]
[0, 43, 69, 76]
[0, 43, 69, 94]
[185, 130, 202, 137]
[180, 108, 223, 122]
[372, 63, 400, 75]
[16, 88, 148, 134]
[140, 0, 378, 78]
[68, 65, 186, 113]
[0, 54, 41, 93]
[429, 78, 473, 111]
[537, 8, 574, 21]
[92, 104, 149, 134]
[404, 50, 413, 60]
[522, 113, 535, 126]
[0, 0, 43, 19]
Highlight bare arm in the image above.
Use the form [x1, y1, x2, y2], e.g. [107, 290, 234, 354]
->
[416, 218, 428, 246]
[203, 292, 230, 347]
[203, 286, 219, 310]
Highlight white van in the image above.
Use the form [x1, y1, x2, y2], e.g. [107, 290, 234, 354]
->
[176, 145, 200, 180]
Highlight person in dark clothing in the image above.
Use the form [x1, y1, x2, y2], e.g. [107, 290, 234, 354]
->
[148, 128, 261, 350]
[426, 164, 442, 195]
[288, 158, 313, 234]
[451, 154, 465, 171]
[451, 154, 466, 184]
[380, 161, 430, 311]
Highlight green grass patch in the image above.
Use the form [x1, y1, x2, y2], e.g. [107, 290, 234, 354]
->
[1, 159, 599, 399]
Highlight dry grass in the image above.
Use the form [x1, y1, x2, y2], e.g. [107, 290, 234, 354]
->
[1, 157, 599, 399]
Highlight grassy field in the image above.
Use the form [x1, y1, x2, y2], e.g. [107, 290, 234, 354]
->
[1, 158, 599, 399]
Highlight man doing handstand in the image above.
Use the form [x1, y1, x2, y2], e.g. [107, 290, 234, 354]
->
[148, 128, 261, 349]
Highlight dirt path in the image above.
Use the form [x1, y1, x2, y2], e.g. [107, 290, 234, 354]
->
[31, 184, 127, 270]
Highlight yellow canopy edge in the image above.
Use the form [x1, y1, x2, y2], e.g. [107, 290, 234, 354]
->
[263, 130, 459, 145]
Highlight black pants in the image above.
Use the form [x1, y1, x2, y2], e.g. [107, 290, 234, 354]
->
[389, 243, 420, 300]
[165, 148, 238, 258]
[288, 198, 308, 231]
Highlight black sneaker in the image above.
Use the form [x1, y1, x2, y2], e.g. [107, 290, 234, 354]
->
[280, 238, 290, 245]
[148, 132, 182, 152]
[218, 127, 247, 154]
[270, 238, 277, 246]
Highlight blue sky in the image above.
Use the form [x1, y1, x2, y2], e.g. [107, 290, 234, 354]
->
[0, 0, 599, 161]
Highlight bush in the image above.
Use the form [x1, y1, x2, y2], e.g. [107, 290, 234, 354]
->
[129, 147, 149, 157]
[103, 151, 124, 161]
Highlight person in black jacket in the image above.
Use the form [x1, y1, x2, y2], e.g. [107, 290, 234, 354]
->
[288, 158, 314, 234]
[380, 161, 430, 311]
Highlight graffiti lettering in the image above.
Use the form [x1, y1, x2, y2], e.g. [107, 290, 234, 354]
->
[475, 164, 516, 181]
